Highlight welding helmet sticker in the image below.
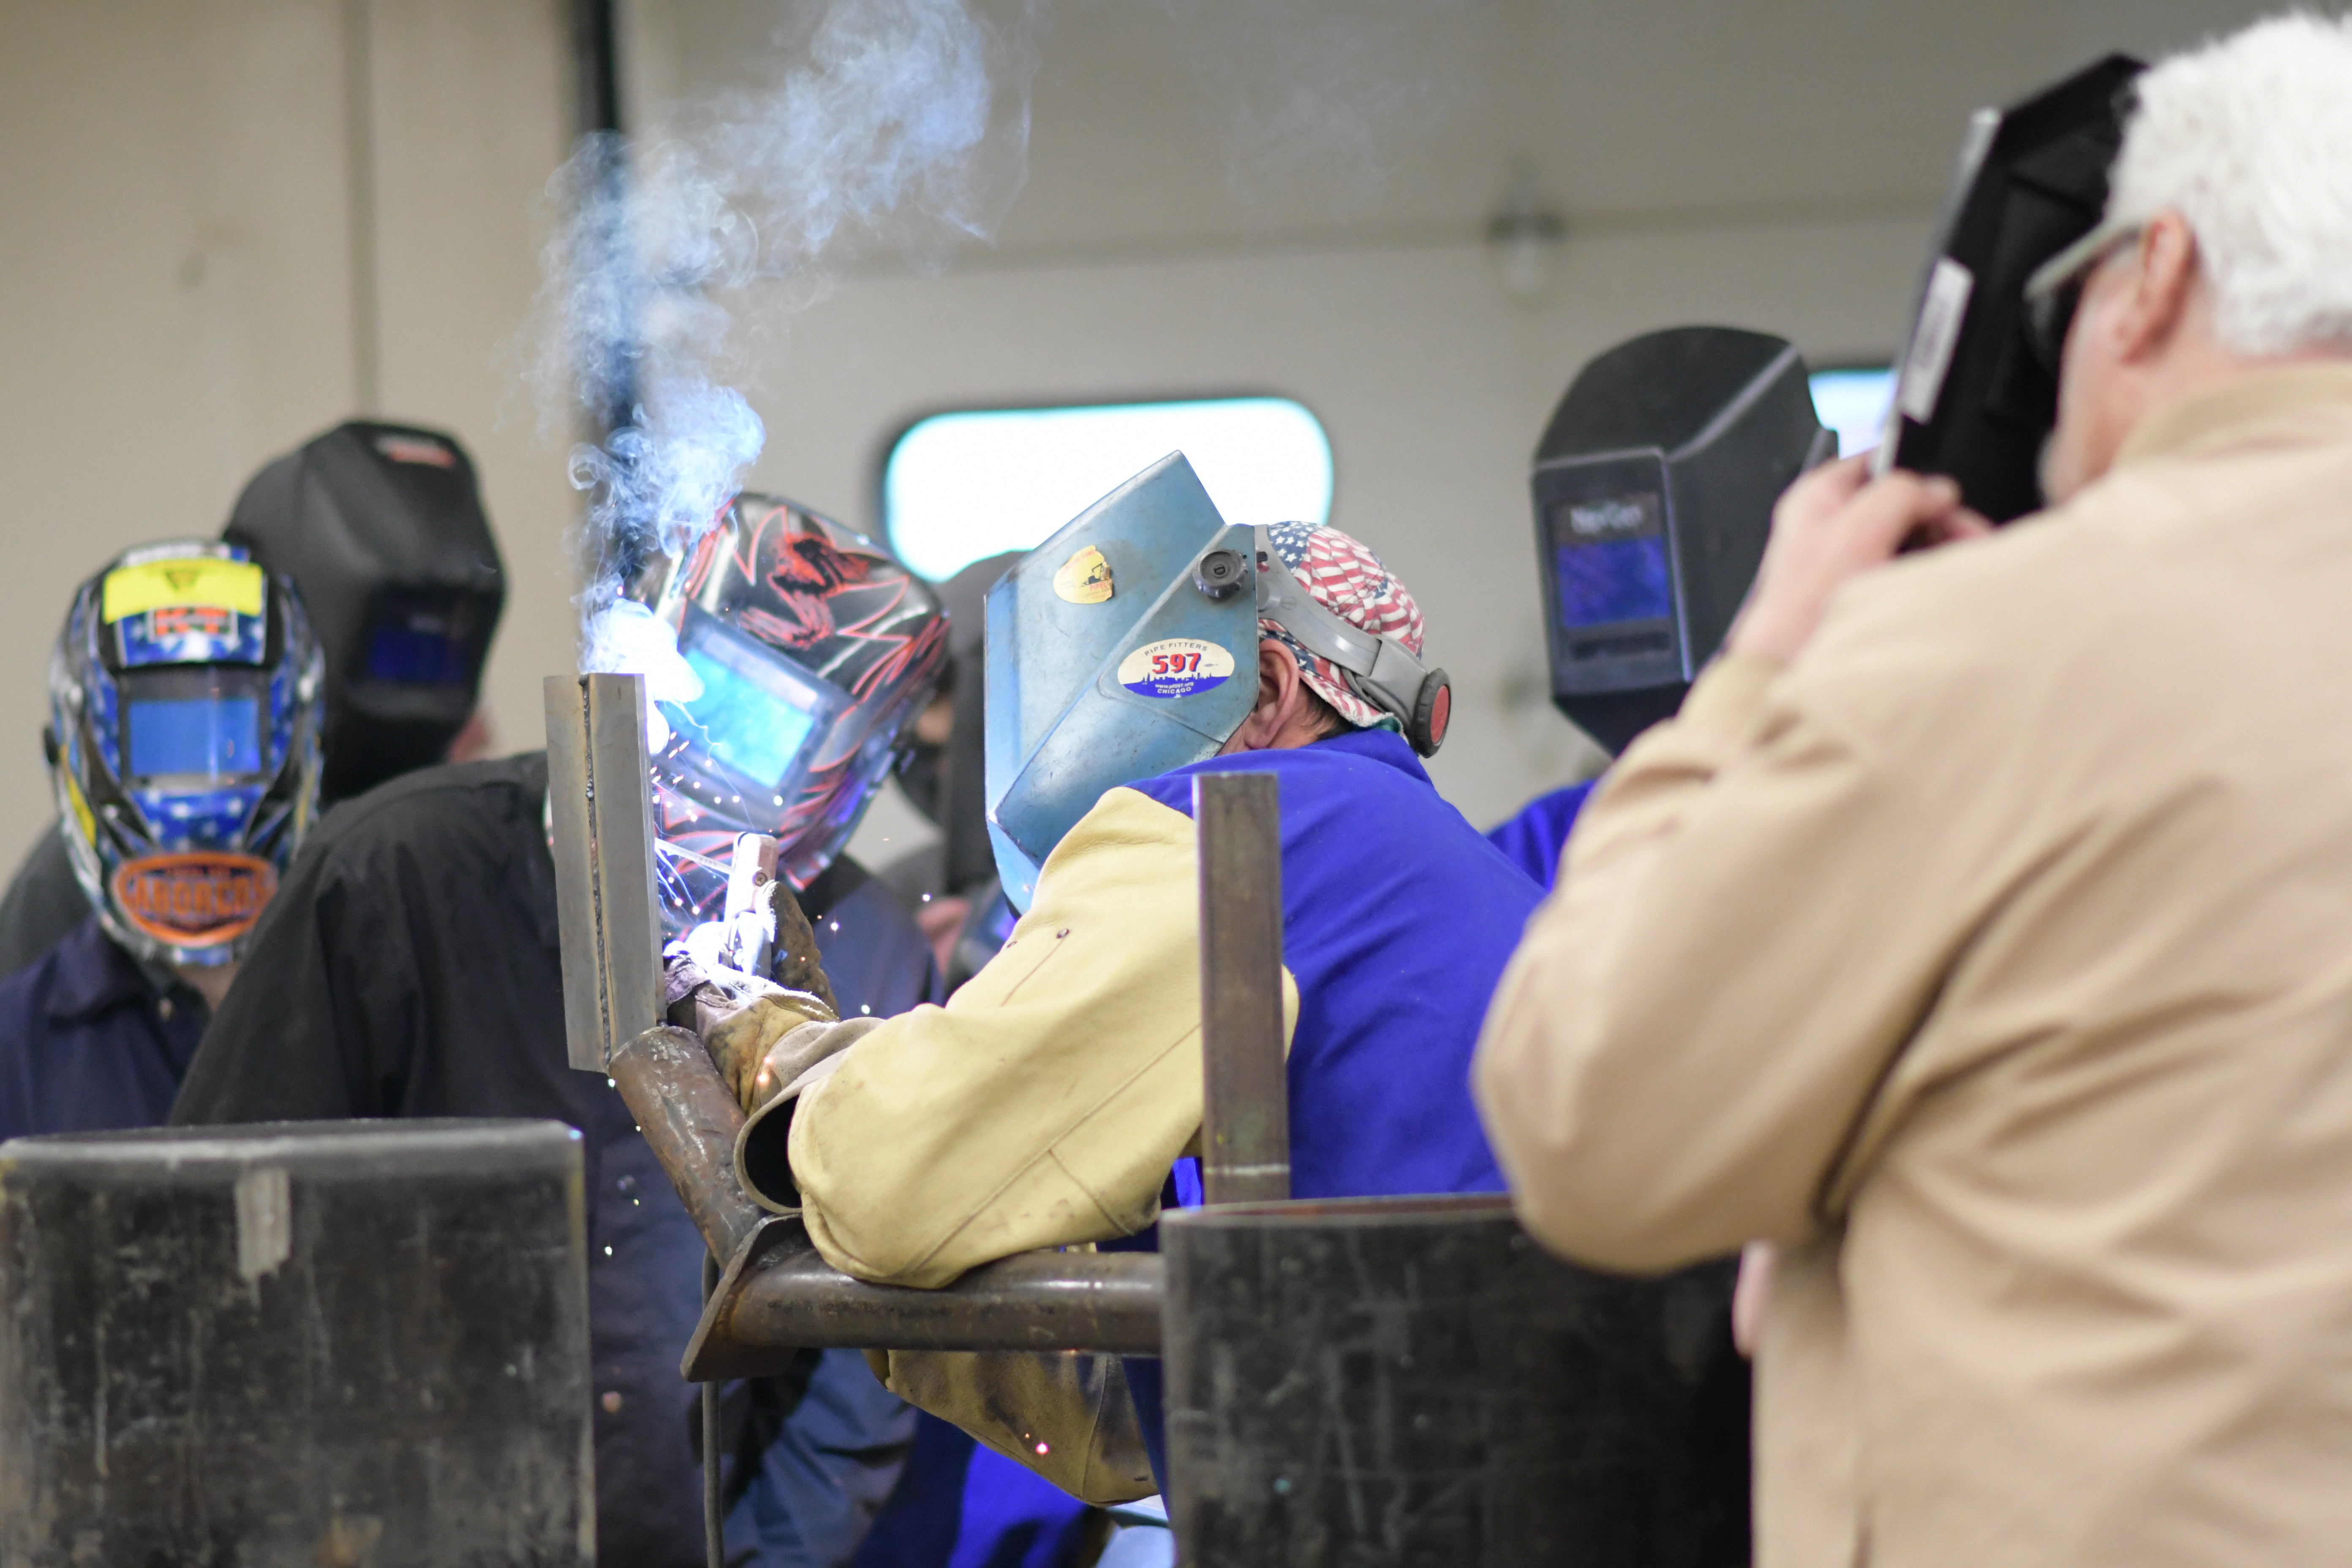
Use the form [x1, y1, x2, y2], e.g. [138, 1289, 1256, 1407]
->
[1053, 546, 1115, 604]
[52, 539, 325, 969]
[110, 853, 278, 948]
[1116, 638, 1235, 700]
[632, 496, 946, 934]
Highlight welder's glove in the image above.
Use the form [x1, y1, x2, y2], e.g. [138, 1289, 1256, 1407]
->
[762, 876, 838, 1017]
[664, 876, 855, 1113]
[702, 987, 842, 1113]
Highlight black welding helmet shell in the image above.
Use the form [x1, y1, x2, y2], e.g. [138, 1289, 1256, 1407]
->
[1876, 53, 2144, 521]
[1531, 326, 1834, 755]
[893, 550, 1022, 895]
[223, 421, 506, 802]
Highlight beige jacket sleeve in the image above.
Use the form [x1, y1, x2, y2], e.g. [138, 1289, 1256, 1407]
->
[786, 785, 1298, 1288]
[1473, 634, 1997, 1273]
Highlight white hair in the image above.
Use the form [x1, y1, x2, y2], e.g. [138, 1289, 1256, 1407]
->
[2109, 11, 2352, 357]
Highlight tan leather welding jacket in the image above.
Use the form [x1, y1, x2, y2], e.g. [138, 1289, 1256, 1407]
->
[1475, 364, 2352, 1568]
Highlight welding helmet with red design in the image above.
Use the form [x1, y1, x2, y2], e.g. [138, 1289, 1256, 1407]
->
[47, 540, 325, 969]
[626, 494, 946, 934]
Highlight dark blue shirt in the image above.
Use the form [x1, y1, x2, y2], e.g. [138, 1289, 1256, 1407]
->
[0, 914, 208, 1141]
[1485, 779, 1599, 891]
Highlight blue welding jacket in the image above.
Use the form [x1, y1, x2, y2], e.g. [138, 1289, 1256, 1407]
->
[1485, 778, 1600, 890]
[1112, 727, 1546, 1482]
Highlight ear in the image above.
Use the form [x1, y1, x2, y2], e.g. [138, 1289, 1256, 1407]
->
[2110, 211, 2200, 364]
[1220, 640, 1315, 755]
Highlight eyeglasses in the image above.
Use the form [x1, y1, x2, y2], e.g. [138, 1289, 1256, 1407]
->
[2022, 218, 2141, 375]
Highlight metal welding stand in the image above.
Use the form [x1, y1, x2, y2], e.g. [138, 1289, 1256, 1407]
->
[0, 1119, 595, 1565]
[550, 673, 1748, 1568]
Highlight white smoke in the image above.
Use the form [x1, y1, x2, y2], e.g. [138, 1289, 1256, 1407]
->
[532, 0, 1048, 664]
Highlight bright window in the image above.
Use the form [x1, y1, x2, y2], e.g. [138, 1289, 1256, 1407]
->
[883, 397, 1334, 582]
[1809, 367, 1896, 460]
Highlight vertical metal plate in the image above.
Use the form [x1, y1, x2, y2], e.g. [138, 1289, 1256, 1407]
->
[1193, 772, 1291, 1204]
[544, 676, 605, 1073]
[584, 673, 664, 1056]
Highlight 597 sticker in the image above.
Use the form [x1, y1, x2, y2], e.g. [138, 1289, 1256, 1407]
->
[1117, 637, 1235, 700]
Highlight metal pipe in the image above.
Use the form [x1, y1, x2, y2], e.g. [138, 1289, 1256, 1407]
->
[610, 1025, 765, 1266]
[687, 1241, 1165, 1378]
[1193, 773, 1291, 1204]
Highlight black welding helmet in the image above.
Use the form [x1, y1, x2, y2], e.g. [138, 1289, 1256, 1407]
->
[224, 421, 506, 801]
[1875, 53, 2144, 521]
[1530, 327, 1835, 755]
[894, 550, 1022, 896]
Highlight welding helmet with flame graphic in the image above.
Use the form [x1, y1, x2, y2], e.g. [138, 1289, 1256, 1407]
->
[626, 495, 946, 934]
[48, 540, 325, 968]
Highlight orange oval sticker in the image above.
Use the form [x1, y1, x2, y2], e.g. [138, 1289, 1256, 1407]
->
[111, 853, 277, 947]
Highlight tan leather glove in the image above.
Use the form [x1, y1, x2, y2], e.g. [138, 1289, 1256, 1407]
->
[699, 989, 837, 1110]
[666, 877, 852, 1113]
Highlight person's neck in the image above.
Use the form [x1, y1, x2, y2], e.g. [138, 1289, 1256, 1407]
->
[2095, 308, 2349, 486]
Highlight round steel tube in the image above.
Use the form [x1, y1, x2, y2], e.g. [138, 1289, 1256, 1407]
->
[609, 1024, 765, 1263]
[710, 1242, 1165, 1356]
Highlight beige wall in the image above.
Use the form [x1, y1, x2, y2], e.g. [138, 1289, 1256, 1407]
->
[0, 0, 573, 869]
[0, 0, 2294, 883]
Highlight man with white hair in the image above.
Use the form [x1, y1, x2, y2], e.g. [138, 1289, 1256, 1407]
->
[1473, 14, 2352, 1567]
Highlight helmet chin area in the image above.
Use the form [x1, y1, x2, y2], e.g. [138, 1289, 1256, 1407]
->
[106, 852, 278, 963]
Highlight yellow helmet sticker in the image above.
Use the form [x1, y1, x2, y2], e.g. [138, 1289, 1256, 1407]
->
[101, 558, 264, 624]
[1053, 545, 1114, 605]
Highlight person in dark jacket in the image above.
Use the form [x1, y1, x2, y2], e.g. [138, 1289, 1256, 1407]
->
[174, 495, 946, 1567]
[0, 540, 326, 1140]
[0, 420, 504, 979]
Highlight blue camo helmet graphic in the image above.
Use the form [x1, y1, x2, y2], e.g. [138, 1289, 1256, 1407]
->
[47, 540, 325, 968]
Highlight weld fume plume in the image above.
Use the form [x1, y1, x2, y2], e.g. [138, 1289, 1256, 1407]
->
[534, 0, 1047, 669]
[1154, 0, 1485, 208]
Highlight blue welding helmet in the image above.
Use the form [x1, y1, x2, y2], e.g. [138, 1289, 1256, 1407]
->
[47, 541, 325, 968]
[983, 454, 1259, 911]
[1532, 327, 1836, 754]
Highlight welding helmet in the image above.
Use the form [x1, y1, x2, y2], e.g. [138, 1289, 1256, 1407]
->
[983, 452, 1447, 911]
[47, 541, 325, 969]
[224, 421, 506, 801]
[894, 550, 1023, 896]
[629, 494, 946, 933]
[1876, 53, 2143, 521]
[1531, 327, 1835, 755]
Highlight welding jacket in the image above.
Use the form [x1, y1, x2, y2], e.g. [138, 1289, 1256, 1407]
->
[775, 729, 1542, 1482]
[1477, 365, 2352, 1568]
[170, 752, 932, 1568]
[1485, 778, 1599, 890]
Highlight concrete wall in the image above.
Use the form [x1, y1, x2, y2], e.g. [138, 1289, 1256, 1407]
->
[0, 0, 2296, 882]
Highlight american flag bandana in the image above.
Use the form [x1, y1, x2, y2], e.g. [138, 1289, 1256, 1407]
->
[1261, 520, 1426, 732]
